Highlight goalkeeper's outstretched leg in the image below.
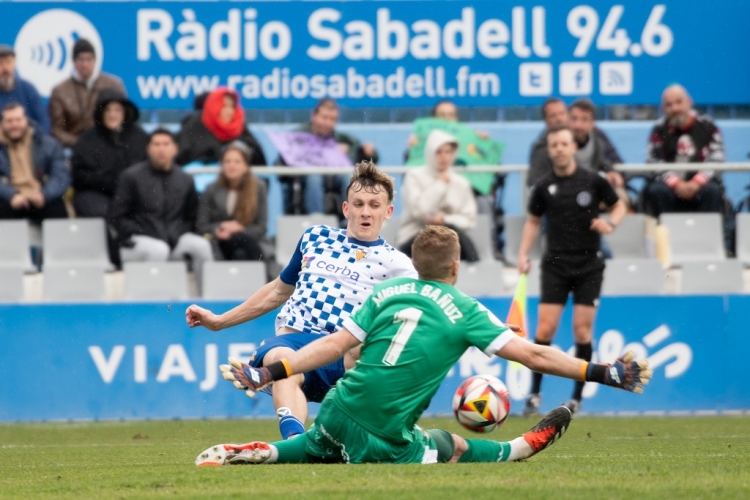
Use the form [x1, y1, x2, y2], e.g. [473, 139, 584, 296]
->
[195, 406, 572, 466]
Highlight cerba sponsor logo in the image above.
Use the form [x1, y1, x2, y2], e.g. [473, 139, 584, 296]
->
[309, 258, 361, 282]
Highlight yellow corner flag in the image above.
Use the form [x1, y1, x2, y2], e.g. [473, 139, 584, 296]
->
[506, 273, 528, 339]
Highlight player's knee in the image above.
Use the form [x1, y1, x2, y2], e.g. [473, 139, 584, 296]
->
[448, 434, 468, 463]
[263, 347, 296, 365]
[572, 325, 592, 343]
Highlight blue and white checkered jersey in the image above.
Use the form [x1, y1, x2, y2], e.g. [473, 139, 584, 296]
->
[276, 225, 417, 335]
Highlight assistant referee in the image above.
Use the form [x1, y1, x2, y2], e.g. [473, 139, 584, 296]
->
[517, 123, 626, 415]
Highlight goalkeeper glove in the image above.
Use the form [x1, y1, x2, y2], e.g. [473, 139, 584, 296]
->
[585, 350, 653, 393]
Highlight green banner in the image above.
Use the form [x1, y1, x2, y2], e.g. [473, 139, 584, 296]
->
[405, 118, 504, 195]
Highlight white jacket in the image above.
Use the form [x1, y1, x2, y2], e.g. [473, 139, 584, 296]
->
[397, 130, 478, 244]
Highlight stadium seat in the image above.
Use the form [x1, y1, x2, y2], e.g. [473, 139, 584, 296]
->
[42, 266, 106, 302]
[680, 260, 743, 295]
[202, 261, 267, 300]
[660, 213, 725, 266]
[42, 218, 114, 271]
[0, 267, 24, 302]
[735, 213, 750, 266]
[502, 215, 543, 265]
[466, 214, 496, 261]
[603, 214, 651, 259]
[123, 262, 189, 301]
[0, 220, 36, 272]
[379, 216, 401, 247]
[601, 259, 665, 296]
[275, 215, 338, 265]
[456, 260, 507, 297]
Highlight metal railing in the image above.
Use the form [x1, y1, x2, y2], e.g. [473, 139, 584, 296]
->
[187, 162, 750, 176]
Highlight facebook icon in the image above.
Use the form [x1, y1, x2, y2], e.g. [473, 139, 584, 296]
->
[560, 63, 593, 96]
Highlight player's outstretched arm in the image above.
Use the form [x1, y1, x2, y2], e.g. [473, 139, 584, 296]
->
[220, 328, 362, 396]
[497, 337, 652, 393]
[185, 277, 295, 331]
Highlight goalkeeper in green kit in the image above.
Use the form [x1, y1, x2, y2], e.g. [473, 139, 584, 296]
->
[196, 226, 652, 466]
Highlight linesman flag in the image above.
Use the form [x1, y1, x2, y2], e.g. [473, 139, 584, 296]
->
[506, 273, 528, 338]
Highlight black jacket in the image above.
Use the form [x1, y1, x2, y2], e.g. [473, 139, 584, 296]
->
[110, 160, 199, 247]
[71, 90, 148, 196]
[176, 114, 267, 167]
[197, 180, 268, 239]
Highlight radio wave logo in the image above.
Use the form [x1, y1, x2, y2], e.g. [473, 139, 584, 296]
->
[599, 62, 632, 96]
[14, 9, 103, 98]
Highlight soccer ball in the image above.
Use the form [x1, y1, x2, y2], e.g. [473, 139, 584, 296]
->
[452, 375, 511, 433]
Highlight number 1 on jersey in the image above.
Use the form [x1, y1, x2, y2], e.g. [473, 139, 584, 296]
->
[382, 307, 423, 366]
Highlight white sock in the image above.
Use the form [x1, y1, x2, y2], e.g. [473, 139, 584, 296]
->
[507, 437, 534, 461]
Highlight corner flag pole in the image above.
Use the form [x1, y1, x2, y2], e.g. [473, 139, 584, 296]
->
[506, 273, 528, 370]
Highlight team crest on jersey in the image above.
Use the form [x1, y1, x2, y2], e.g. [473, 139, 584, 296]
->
[577, 191, 592, 207]
[548, 184, 557, 195]
[301, 256, 316, 269]
[355, 249, 369, 261]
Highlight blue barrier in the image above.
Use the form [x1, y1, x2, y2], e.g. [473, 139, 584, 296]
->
[1, 296, 747, 422]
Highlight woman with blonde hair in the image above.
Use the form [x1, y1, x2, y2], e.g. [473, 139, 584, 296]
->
[197, 141, 268, 261]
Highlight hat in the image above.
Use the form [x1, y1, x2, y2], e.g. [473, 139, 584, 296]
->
[72, 39, 95, 60]
[0, 44, 15, 57]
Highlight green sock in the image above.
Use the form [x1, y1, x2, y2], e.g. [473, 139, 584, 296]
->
[458, 439, 512, 463]
[270, 434, 312, 464]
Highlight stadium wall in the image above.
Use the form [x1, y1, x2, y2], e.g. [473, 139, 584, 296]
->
[1, 296, 747, 422]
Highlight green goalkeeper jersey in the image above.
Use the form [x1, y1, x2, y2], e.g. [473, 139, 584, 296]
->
[335, 276, 516, 444]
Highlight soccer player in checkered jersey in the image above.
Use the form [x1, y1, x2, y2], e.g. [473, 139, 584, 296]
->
[186, 161, 416, 439]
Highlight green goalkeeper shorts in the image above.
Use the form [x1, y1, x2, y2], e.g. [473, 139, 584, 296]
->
[305, 391, 454, 464]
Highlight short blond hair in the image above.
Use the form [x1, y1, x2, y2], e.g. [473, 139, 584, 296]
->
[346, 160, 395, 203]
[411, 226, 460, 281]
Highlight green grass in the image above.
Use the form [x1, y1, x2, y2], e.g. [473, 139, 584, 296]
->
[0, 416, 748, 499]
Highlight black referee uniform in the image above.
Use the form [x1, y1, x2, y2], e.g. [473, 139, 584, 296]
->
[524, 165, 620, 414]
[529, 168, 619, 306]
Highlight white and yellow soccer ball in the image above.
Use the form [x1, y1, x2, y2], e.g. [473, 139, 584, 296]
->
[452, 374, 511, 433]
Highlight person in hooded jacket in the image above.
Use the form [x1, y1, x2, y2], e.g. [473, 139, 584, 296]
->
[397, 130, 479, 261]
[71, 89, 148, 219]
[176, 88, 266, 167]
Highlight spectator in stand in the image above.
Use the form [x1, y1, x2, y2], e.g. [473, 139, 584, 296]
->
[406, 100, 498, 212]
[397, 130, 479, 261]
[0, 103, 69, 221]
[0, 45, 50, 133]
[111, 129, 213, 284]
[568, 99, 629, 206]
[643, 84, 724, 216]
[406, 100, 492, 149]
[48, 39, 126, 148]
[527, 98, 622, 187]
[197, 141, 269, 262]
[177, 87, 266, 167]
[71, 90, 148, 219]
[282, 98, 378, 215]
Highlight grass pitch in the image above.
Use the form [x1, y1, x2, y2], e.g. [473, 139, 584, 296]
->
[0, 416, 748, 499]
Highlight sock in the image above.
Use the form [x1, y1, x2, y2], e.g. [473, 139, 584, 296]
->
[571, 342, 593, 401]
[458, 437, 535, 463]
[268, 434, 312, 464]
[530, 340, 551, 394]
[277, 407, 305, 440]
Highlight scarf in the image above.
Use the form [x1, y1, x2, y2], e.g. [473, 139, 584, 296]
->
[0, 127, 40, 197]
[201, 88, 245, 142]
[575, 132, 596, 172]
